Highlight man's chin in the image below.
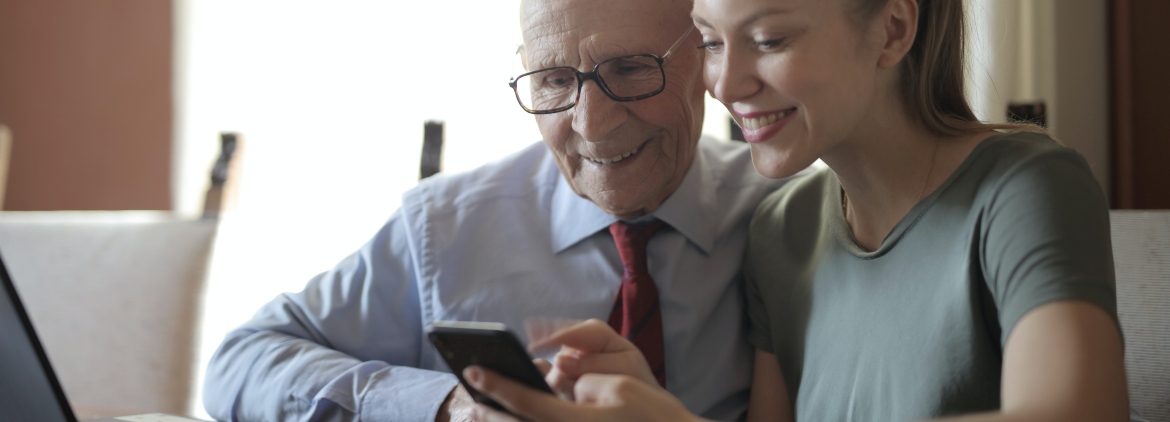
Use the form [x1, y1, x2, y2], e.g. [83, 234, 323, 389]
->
[569, 167, 673, 218]
[587, 190, 661, 219]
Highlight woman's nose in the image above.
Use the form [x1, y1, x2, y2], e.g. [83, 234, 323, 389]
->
[708, 50, 760, 105]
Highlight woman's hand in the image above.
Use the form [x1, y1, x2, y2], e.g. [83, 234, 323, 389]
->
[532, 319, 659, 399]
[464, 366, 701, 422]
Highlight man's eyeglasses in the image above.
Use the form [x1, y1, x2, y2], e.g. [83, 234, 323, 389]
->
[509, 26, 695, 115]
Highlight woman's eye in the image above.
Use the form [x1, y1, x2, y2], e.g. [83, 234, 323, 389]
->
[697, 41, 724, 53]
[756, 38, 786, 50]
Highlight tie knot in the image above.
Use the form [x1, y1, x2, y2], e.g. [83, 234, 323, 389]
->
[609, 220, 666, 275]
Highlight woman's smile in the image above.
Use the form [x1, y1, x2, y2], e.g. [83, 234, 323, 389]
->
[734, 107, 798, 143]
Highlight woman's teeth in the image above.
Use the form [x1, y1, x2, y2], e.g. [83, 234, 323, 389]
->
[588, 146, 640, 165]
[741, 108, 795, 130]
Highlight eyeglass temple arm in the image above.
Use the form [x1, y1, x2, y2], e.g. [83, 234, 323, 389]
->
[661, 25, 696, 61]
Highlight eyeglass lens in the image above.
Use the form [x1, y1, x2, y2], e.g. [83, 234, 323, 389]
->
[514, 55, 664, 112]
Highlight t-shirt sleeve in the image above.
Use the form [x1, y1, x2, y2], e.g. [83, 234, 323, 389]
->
[981, 147, 1118, 347]
[745, 267, 775, 353]
[744, 210, 776, 354]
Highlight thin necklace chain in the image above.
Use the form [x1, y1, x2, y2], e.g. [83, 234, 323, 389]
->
[842, 141, 940, 219]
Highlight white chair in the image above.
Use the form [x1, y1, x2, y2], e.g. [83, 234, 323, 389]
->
[0, 212, 217, 416]
[1111, 210, 1170, 422]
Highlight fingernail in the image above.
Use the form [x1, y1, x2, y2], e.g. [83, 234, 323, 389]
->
[560, 355, 579, 370]
[464, 366, 482, 384]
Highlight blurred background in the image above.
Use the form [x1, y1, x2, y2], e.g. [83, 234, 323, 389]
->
[0, 0, 1167, 419]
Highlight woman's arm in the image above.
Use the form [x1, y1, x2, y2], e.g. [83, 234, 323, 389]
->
[747, 350, 795, 422]
[929, 301, 1128, 422]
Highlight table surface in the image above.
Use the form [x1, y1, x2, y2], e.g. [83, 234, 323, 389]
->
[73, 404, 137, 419]
[72, 403, 208, 421]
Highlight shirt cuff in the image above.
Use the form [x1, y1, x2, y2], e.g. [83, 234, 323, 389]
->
[359, 365, 460, 422]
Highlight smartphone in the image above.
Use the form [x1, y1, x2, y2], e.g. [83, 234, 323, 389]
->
[425, 321, 554, 413]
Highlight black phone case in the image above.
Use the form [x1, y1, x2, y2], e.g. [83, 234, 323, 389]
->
[426, 323, 554, 414]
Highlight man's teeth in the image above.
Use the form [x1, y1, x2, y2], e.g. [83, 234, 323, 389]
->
[741, 109, 794, 130]
[588, 146, 640, 165]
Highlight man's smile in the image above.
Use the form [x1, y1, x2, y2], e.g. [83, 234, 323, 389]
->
[582, 138, 651, 166]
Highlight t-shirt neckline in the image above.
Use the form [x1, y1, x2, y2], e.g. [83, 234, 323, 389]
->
[828, 132, 1011, 259]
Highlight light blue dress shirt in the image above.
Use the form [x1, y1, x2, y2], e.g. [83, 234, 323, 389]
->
[203, 136, 789, 421]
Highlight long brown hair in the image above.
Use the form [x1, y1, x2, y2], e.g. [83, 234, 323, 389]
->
[850, 0, 1048, 137]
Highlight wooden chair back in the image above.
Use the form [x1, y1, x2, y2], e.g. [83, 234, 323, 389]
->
[0, 125, 11, 209]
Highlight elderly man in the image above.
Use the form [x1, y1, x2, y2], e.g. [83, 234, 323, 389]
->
[202, 0, 787, 420]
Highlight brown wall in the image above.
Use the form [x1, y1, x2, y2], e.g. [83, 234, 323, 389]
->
[0, 0, 172, 211]
[1113, 0, 1170, 209]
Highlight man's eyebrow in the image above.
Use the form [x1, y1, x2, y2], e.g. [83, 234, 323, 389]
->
[692, 8, 792, 31]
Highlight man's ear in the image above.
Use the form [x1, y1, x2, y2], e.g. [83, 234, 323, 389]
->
[517, 44, 529, 71]
[877, 0, 918, 69]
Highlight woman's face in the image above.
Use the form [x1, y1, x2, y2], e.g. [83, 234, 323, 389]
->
[693, 0, 887, 178]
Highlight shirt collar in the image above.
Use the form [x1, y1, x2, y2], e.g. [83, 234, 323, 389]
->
[548, 147, 717, 254]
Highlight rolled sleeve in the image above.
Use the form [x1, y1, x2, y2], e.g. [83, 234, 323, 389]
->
[204, 211, 456, 421]
[358, 366, 459, 422]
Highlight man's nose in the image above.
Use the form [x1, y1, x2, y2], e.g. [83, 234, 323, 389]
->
[710, 49, 760, 105]
[571, 81, 627, 142]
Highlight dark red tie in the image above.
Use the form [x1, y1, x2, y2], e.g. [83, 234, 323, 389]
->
[607, 220, 667, 387]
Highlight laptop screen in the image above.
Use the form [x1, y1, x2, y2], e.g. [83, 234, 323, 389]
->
[0, 251, 76, 422]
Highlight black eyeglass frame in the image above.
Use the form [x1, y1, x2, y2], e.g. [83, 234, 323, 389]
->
[509, 26, 695, 115]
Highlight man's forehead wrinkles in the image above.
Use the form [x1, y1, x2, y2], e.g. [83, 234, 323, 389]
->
[521, 7, 563, 32]
[527, 24, 654, 68]
[528, 50, 571, 70]
[579, 35, 629, 65]
[526, 28, 573, 69]
[529, 35, 639, 71]
[521, 0, 690, 70]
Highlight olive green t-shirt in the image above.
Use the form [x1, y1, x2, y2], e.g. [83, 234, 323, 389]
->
[744, 132, 1117, 421]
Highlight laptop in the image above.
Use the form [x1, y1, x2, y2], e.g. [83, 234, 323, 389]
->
[0, 251, 206, 422]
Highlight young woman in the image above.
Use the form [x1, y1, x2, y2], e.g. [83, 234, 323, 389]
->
[466, 0, 1130, 420]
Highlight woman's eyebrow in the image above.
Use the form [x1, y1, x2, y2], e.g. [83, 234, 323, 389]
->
[693, 8, 792, 31]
